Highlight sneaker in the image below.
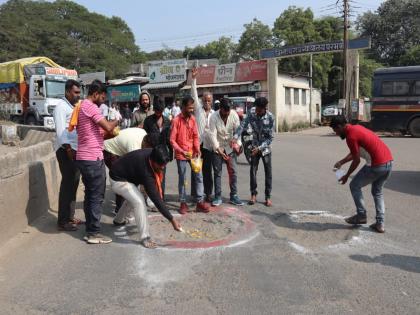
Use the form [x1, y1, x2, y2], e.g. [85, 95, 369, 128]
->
[212, 197, 222, 207]
[230, 195, 245, 206]
[370, 222, 385, 233]
[85, 233, 112, 244]
[113, 219, 128, 226]
[196, 201, 210, 213]
[345, 214, 367, 225]
[179, 202, 189, 215]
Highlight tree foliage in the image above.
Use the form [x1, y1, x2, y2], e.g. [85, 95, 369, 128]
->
[183, 36, 237, 64]
[357, 0, 420, 66]
[236, 18, 273, 61]
[0, 0, 143, 78]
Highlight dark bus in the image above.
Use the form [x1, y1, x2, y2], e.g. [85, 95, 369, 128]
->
[371, 66, 420, 137]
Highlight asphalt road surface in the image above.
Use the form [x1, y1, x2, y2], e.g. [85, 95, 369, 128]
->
[0, 127, 419, 314]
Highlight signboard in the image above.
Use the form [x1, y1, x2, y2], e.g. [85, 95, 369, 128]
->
[44, 67, 78, 78]
[148, 59, 187, 83]
[187, 65, 216, 85]
[235, 60, 267, 82]
[260, 38, 371, 59]
[107, 84, 141, 103]
[215, 63, 236, 83]
[338, 99, 346, 109]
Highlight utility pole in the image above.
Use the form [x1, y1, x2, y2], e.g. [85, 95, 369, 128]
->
[342, 0, 350, 119]
[309, 53, 313, 125]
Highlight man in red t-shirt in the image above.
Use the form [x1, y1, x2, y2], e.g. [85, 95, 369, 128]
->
[330, 116, 393, 233]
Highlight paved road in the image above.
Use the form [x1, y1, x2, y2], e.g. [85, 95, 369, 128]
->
[1, 127, 419, 314]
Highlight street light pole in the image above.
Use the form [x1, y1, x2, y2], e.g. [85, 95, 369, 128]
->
[342, 0, 350, 119]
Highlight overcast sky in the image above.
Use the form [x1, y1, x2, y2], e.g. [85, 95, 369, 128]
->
[0, 0, 383, 52]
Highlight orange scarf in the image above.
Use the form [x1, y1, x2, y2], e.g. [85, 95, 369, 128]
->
[149, 160, 164, 199]
[68, 100, 82, 132]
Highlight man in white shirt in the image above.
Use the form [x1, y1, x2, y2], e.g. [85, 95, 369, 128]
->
[171, 100, 181, 118]
[191, 67, 214, 202]
[208, 98, 244, 206]
[52, 79, 82, 231]
[99, 103, 109, 119]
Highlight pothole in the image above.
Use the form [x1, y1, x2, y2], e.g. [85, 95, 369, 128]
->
[272, 210, 360, 250]
[120, 207, 257, 249]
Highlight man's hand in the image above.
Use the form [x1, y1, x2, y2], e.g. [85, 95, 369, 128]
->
[339, 174, 349, 185]
[251, 147, 260, 156]
[171, 218, 182, 231]
[183, 151, 192, 159]
[191, 67, 198, 79]
[334, 161, 342, 170]
[193, 150, 201, 158]
[216, 147, 228, 160]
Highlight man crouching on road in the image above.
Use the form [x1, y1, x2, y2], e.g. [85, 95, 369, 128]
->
[330, 116, 393, 233]
[109, 145, 182, 248]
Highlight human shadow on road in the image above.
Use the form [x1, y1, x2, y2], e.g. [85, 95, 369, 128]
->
[251, 210, 360, 232]
[350, 254, 420, 273]
[384, 170, 420, 196]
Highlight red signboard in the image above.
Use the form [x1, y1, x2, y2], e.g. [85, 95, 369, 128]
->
[235, 60, 267, 82]
[187, 65, 216, 85]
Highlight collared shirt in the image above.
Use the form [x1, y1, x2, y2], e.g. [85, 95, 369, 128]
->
[132, 107, 154, 127]
[76, 99, 105, 161]
[53, 97, 78, 151]
[191, 78, 214, 149]
[234, 107, 274, 156]
[104, 127, 147, 157]
[345, 124, 393, 167]
[209, 110, 240, 153]
[170, 113, 200, 160]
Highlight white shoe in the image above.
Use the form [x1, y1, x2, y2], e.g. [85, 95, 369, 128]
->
[146, 197, 155, 208]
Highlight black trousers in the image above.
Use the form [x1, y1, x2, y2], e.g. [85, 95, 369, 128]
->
[250, 153, 272, 199]
[202, 146, 213, 197]
[56, 148, 80, 225]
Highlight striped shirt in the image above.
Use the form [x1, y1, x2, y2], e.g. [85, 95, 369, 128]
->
[76, 99, 105, 161]
[208, 110, 240, 153]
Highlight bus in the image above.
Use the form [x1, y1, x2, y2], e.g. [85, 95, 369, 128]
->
[371, 66, 420, 137]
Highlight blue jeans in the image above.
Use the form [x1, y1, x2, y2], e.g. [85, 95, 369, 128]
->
[176, 160, 204, 203]
[76, 160, 106, 235]
[349, 162, 392, 223]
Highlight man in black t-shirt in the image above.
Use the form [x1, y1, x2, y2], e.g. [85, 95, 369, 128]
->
[109, 145, 181, 248]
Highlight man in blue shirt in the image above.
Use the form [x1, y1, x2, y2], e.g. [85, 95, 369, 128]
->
[233, 97, 274, 206]
[53, 79, 82, 231]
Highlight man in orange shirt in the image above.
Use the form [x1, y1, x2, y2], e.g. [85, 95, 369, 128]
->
[170, 96, 211, 214]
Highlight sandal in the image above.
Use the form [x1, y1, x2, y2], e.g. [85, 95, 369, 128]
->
[140, 237, 157, 249]
[57, 222, 78, 231]
[70, 218, 84, 225]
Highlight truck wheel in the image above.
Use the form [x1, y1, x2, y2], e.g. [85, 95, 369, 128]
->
[26, 115, 37, 125]
[408, 118, 420, 137]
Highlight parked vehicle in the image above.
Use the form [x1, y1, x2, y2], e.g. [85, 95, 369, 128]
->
[0, 57, 78, 127]
[371, 66, 420, 137]
[229, 96, 255, 120]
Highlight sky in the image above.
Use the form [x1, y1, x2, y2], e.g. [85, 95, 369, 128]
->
[0, 0, 384, 52]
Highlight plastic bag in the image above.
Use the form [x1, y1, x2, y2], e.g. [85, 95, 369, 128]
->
[191, 157, 203, 173]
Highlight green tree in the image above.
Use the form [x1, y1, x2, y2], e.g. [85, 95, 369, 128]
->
[359, 53, 383, 98]
[0, 0, 142, 78]
[184, 36, 237, 64]
[399, 45, 420, 66]
[236, 18, 273, 61]
[357, 0, 420, 66]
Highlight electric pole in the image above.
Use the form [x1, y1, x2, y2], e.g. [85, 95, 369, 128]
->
[342, 0, 350, 118]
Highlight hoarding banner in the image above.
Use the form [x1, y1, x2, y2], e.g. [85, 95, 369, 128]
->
[235, 60, 267, 82]
[260, 38, 371, 59]
[148, 59, 187, 83]
[108, 84, 140, 103]
[187, 65, 216, 85]
[215, 63, 236, 83]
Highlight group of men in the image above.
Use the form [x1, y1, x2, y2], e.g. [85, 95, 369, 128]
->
[53, 73, 275, 248]
[53, 70, 393, 249]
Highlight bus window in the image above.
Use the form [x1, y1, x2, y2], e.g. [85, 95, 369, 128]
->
[381, 81, 393, 95]
[394, 81, 409, 95]
[414, 81, 420, 95]
[381, 81, 409, 96]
